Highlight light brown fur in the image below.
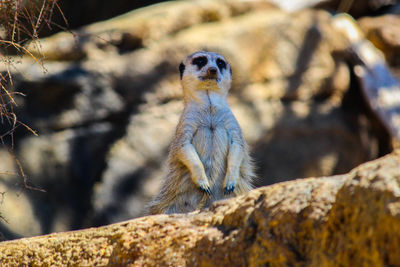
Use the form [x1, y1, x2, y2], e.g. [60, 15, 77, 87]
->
[147, 51, 255, 214]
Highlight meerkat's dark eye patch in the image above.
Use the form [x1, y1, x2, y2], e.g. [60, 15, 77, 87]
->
[179, 62, 185, 79]
[216, 58, 226, 72]
[192, 56, 208, 69]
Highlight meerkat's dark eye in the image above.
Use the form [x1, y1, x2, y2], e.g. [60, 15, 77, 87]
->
[179, 62, 185, 79]
[192, 56, 208, 69]
[216, 58, 226, 72]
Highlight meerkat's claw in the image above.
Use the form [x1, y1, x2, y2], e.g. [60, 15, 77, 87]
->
[224, 181, 236, 195]
[197, 178, 212, 195]
[199, 184, 212, 195]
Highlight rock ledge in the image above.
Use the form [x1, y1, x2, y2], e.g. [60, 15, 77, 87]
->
[0, 151, 399, 266]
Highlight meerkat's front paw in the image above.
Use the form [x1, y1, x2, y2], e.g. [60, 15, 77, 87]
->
[197, 179, 212, 195]
[224, 180, 236, 195]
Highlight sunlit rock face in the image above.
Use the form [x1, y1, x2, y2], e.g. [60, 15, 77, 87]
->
[0, 152, 400, 266]
[0, 0, 394, 239]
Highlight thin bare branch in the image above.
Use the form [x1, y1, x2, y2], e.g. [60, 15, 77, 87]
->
[0, 40, 44, 68]
[11, 151, 46, 193]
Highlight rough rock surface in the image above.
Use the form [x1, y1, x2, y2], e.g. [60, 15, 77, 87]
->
[0, 151, 399, 266]
[314, 0, 397, 18]
[358, 14, 400, 68]
[334, 14, 400, 144]
[0, 0, 395, 239]
[270, 0, 397, 17]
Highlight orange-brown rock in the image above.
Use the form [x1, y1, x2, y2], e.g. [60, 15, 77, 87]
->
[0, 151, 399, 266]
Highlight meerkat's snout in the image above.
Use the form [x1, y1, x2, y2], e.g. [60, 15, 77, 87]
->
[199, 64, 219, 82]
[205, 66, 218, 79]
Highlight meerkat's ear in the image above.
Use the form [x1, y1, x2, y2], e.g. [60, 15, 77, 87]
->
[179, 62, 185, 80]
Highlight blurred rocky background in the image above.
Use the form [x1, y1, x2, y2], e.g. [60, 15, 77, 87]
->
[0, 0, 399, 240]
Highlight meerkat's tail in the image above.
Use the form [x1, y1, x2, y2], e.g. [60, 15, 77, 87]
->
[145, 168, 183, 215]
[236, 154, 257, 195]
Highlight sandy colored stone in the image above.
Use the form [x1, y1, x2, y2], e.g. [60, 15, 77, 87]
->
[0, 151, 399, 266]
[358, 15, 400, 67]
[25, 0, 276, 61]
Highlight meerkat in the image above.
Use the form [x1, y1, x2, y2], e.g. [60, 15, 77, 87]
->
[147, 51, 255, 214]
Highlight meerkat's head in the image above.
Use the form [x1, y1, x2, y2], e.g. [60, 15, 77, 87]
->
[179, 51, 232, 101]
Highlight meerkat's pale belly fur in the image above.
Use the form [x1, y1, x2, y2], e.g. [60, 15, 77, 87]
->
[147, 92, 254, 214]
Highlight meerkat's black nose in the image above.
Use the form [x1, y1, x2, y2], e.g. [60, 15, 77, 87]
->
[207, 67, 218, 76]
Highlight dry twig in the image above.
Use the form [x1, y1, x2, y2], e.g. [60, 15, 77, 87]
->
[0, 0, 64, 198]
